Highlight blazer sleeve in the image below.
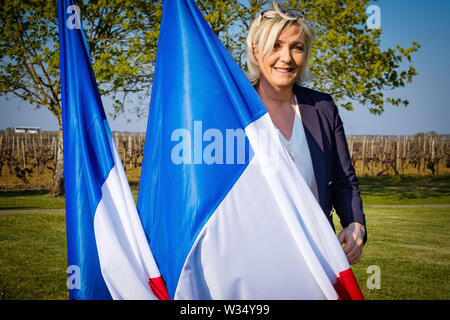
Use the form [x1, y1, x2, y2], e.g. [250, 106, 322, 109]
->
[329, 102, 367, 244]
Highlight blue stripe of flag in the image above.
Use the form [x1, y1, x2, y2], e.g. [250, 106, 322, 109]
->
[137, 0, 267, 298]
[58, 0, 113, 299]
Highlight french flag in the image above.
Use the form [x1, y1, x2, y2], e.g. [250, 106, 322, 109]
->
[58, 0, 169, 300]
[137, 0, 364, 300]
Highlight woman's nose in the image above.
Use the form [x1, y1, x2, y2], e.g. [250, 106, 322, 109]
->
[279, 45, 292, 64]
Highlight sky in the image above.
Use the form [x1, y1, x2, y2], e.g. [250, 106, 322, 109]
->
[1, 0, 449, 135]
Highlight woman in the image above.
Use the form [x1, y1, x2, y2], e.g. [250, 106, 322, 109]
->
[246, 1, 366, 265]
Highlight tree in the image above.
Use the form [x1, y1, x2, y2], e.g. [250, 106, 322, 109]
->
[0, 0, 162, 196]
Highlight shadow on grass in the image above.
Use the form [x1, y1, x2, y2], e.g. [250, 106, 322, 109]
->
[359, 175, 450, 203]
[0, 190, 50, 197]
[0, 189, 65, 210]
[0, 206, 36, 210]
[0, 175, 449, 205]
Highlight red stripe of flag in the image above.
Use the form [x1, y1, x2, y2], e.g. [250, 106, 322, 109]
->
[333, 268, 364, 300]
[149, 276, 170, 300]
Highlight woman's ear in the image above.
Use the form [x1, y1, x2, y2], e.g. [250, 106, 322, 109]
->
[252, 44, 260, 65]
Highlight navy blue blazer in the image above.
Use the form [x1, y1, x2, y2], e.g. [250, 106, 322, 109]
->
[293, 84, 367, 243]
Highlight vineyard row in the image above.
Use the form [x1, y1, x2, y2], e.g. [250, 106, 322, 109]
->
[0, 131, 449, 188]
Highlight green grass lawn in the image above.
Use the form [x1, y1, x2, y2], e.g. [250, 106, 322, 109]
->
[334, 206, 450, 300]
[0, 212, 68, 299]
[0, 175, 449, 299]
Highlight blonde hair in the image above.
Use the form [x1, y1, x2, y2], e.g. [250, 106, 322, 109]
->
[245, 0, 315, 86]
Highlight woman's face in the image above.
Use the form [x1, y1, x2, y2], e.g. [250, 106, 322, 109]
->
[256, 23, 307, 90]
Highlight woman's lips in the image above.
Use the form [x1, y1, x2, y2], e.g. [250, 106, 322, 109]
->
[274, 67, 294, 73]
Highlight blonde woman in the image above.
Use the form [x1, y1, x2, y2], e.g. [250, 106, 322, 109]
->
[246, 1, 366, 264]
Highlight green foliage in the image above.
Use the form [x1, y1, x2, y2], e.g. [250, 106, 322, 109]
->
[0, 0, 162, 124]
[196, 0, 265, 66]
[82, 0, 162, 119]
[198, 0, 420, 115]
[414, 131, 438, 137]
[283, 0, 420, 114]
[0, 0, 60, 121]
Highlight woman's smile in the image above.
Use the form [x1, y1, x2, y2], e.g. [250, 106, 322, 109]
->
[274, 67, 295, 73]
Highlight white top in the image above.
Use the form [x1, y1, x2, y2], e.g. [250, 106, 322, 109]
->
[276, 95, 318, 196]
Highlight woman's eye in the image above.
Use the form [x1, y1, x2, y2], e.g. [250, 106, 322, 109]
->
[295, 45, 304, 51]
[273, 43, 280, 49]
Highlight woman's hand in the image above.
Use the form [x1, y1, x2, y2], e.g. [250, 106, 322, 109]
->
[337, 222, 365, 265]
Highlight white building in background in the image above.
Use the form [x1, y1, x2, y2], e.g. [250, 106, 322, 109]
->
[14, 126, 41, 134]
